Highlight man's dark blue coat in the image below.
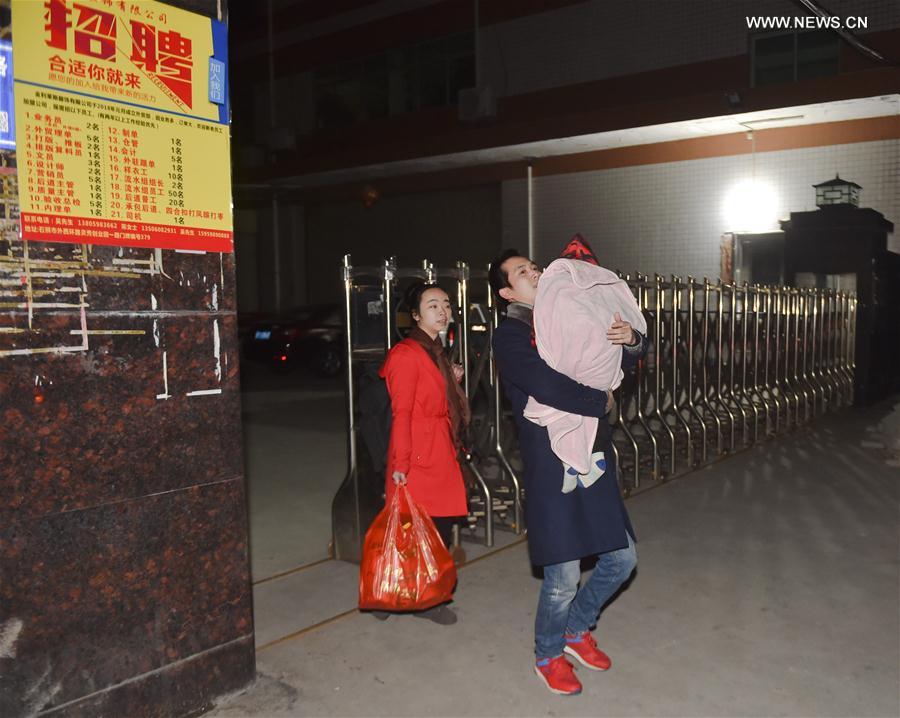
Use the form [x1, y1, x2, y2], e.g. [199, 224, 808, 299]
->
[492, 309, 645, 566]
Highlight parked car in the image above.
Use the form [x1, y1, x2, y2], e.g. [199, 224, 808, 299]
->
[241, 304, 343, 376]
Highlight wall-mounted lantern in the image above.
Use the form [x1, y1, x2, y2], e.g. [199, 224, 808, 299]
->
[814, 175, 861, 208]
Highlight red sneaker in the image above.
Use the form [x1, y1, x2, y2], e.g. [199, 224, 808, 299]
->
[564, 631, 612, 671]
[534, 655, 582, 695]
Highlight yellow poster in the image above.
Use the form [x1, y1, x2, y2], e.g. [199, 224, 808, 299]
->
[12, 0, 232, 251]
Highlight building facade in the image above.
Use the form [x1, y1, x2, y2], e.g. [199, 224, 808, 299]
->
[230, 0, 899, 307]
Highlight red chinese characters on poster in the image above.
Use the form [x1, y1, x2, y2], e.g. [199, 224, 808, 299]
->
[40, 0, 197, 112]
[12, 0, 232, 252]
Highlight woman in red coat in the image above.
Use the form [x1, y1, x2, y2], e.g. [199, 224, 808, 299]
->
[378, 282, 470, 624]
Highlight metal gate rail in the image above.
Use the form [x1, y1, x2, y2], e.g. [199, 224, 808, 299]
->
[611, 276, 856, 493]
[333, 255, 856, 561]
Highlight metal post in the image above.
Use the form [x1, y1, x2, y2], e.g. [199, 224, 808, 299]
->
[750, 285, 763, 441]
[671, 276, 693, 467]
[383, 257, 396, 350]
[715, 281, 736, 450]
[494, 378, 523, 534]
[781, 287, 796, 429]
[794, 290, 804, 423]
[617, 276, 641, 488]
[686, 278, 707, 461]
[761, 288, 775, 435]
[840, 291, 854, 403]
[702, 279, 723, 454]
[793, 290, 806, 424]
[739, 282, 757, 444]
[772, 286, 785, 432]
[341, 255, 360, 552]
[799, 289, 812, 422]
[727, 282, 747, 445]
[835, 291, 847, 404]
[616, 392, 641, 490]
[634, 274, 659, 479]
[822, 288, 838, 409]
[849, 293, 857, 404]
[809, 289, 821, 414]
[782, 290, 793, 425]
[745, 285, 762, 444]
[819, 288, 829, 412]
[653, 275, 676, 475]
[829, 290, 842, 408]
[828, 289, 837, 409]
[457, 260, 471, 398]
[464, 453, 493, 547]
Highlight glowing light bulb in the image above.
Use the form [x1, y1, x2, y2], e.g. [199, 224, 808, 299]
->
[723, 180, 779, 233]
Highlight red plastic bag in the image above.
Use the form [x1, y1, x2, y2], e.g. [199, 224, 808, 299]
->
[358, 484, 457, 612]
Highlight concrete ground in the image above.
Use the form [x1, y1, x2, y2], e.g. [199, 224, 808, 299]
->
[239, 360, 528, 653]
[215, 396, 900, 717]
[240, 363, 346, 580]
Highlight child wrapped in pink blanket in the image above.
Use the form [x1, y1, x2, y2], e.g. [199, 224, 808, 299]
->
[524, 257, 646, 492]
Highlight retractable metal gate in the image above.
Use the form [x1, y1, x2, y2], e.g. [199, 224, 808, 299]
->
[331, 255, 524, 563]
[611, 275, 856, 490]
[331, 257, 856, 563]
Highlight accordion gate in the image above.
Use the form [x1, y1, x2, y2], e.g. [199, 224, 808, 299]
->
[331, 255, 856, 562]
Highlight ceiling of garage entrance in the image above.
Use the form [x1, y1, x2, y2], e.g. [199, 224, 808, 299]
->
[260, 94, 898, 190]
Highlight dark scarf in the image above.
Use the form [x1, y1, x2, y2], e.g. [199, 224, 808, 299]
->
[505, 302, 533, 326]
[506, 302, 537, 347]
[408, 326, 471, 448]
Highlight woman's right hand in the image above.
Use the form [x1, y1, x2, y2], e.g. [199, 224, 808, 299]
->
[392, 471, 407, 485]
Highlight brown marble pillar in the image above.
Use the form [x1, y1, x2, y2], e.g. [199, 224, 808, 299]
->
[0, 3, 255, 716]
[1, 244, 254, 716]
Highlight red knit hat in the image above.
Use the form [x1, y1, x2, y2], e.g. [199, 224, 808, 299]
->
[559, 233, 600, 265]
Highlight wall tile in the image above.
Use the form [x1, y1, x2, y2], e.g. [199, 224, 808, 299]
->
[503, 139, 899, 277]
[0, 481, 253, 716]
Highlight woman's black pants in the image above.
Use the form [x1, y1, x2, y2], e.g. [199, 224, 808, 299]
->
[431, 516, 458, 548]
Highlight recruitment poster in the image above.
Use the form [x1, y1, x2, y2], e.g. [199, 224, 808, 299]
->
[11, 0, 233, 252]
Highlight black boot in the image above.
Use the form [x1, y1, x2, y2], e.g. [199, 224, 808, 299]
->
[413, 604, 457, 625]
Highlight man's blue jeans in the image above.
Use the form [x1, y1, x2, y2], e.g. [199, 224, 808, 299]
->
[534, 533, 637, 659]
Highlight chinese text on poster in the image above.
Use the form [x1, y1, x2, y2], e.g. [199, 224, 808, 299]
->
[12, 0, 232, 252]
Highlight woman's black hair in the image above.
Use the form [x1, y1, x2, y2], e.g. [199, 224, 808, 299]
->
[403, 281, 444, 319]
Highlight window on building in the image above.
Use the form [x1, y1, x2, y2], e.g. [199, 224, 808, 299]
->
[751, 29, 839, 87]
[417, 38, 449, 109]
[314, 60, 366, 129]
[314, 32, 474, 129]
[361, 54, 389, 120]
[386, 47, 415, 116]
[446, 33, 476, 106]
[796, 30, 840, 80]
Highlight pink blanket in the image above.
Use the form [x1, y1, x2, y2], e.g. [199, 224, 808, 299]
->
[524, 259, 647, 476]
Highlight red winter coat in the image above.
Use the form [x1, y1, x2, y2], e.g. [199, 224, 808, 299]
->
[379, 339, 467, 517]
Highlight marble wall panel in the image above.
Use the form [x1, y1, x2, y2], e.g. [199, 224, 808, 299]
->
[1, 314, 242, 520]
[0, 244, 237, 336]
[51, 637, 255, 718]
[156, 251, 239, 313]
[0, 480, 253, 716]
